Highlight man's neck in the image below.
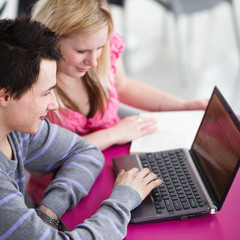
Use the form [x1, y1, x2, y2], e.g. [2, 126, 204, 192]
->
[0, 135, 13, 160]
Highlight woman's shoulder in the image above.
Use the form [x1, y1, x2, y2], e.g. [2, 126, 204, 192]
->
[109, 31, 126, 75]
[109, 31, 125, 56]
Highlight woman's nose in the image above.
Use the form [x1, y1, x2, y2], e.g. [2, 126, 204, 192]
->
[84, 51, 98, 67]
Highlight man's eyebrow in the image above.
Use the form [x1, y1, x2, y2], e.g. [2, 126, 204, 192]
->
[43, 84, 57, 92]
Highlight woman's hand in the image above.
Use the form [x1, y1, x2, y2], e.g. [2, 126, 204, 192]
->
[115, 168, 162, 200]
[183, 98, 209, 110]
[110, 115, 158, 145]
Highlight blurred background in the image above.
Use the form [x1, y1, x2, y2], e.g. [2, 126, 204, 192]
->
[1, 0, 239, 114]
[109, 0, 240, 115]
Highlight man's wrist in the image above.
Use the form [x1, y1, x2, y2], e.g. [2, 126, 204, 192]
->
[36, 208, 60, 227]
[36, 205, 70, 231]
[38, 205, 59, 220]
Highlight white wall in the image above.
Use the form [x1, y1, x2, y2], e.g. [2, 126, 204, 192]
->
[0, 0, 18, 18]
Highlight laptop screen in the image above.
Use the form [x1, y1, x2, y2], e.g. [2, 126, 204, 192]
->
[191, 87, 240, 210]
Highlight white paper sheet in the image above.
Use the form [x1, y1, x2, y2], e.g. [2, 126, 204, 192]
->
[130, 110, 205, 153]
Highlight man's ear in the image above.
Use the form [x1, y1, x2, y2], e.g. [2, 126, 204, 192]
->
[0, 89, 10, 106]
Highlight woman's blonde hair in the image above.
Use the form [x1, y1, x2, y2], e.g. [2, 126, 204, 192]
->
[32, 0, 114, 118]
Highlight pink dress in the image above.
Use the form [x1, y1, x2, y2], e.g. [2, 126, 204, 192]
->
[48, 31, 125, 135]
[27, 32, 125, 205]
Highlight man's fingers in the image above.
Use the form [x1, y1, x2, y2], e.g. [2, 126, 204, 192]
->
[147, 178, 163, 190]
[143, 171, 160, 184]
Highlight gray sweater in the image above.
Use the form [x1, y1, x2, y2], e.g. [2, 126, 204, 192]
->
[0, 119, 141, 239]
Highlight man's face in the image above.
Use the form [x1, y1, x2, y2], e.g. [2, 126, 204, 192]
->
[5, 59, 59, 134]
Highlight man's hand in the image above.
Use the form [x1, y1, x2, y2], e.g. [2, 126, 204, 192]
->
[115, 168, 162, 200]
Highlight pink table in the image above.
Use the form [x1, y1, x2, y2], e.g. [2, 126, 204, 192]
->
[62, 144, 240, 240]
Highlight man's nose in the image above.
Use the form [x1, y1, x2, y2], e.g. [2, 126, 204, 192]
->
[48, 92, 59, 110]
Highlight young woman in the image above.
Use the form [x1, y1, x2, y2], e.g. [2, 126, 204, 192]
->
[27, 0, 208, 205]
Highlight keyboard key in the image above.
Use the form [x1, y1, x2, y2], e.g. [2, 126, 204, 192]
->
[165, 200, 174, 212]
[189, 199, 198, 208]
[159, 203, 165, 209]
[156, 209, 162, 214]
[182, 201, 190, 209]
[173, 200, 182, 211]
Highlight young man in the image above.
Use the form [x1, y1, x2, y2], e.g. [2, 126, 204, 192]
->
[0, 17, 161, 239]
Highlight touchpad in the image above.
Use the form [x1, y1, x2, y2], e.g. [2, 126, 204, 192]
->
[112, 154, 142, 174]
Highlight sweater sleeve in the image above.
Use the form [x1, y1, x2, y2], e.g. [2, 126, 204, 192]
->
[23, 119, 105, 217]
[0, 119, 143, 239]
[0, 170, 141, 239]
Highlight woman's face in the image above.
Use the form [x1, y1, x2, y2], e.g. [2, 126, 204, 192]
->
[58, 25, 109, 78]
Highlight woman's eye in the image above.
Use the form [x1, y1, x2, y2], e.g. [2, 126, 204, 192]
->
[77, 50, 86, 54]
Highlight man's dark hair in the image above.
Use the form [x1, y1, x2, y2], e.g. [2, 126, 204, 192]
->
[0, 16, 62, 99]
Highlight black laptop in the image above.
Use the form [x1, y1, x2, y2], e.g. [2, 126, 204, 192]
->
[112, 86, 240, 223]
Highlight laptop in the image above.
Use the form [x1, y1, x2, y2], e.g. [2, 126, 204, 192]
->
[112, 86, 240, 223]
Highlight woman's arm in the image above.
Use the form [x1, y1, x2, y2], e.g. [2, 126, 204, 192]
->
[115, 56, 208, 111]
[83, 115, 158, 150]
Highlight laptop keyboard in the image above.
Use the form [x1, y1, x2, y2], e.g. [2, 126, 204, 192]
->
[139, 149, 205, 214]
